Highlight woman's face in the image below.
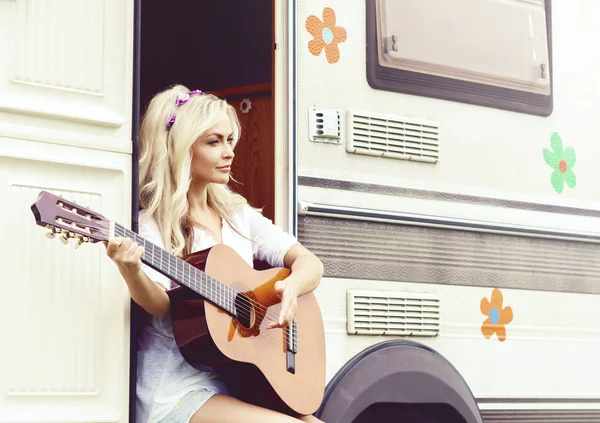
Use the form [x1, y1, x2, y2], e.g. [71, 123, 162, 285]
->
[190, 109, 235, 187]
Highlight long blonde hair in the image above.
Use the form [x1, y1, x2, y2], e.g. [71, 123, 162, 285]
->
[138, 84, 247, 257]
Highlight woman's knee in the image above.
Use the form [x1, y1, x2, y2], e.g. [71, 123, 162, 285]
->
[191, 394, 304, 423]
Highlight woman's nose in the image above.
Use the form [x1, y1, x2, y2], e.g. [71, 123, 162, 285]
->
[224, 144, 234, 158]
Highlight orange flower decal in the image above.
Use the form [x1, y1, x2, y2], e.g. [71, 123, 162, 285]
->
[305, 8, 347, 64]
[480, 288, 513, 342]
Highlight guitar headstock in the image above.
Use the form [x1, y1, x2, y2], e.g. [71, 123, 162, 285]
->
[30, 190, 111, 247]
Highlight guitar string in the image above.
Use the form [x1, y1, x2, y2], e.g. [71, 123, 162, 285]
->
[108, 226, 298, 346]
[115, 225, 290, 323]
[141, 243, 282, 322]
[111, 224, 269, 312]
[141, 244, 299, 347]
[110, 228, 295, 346]
[141, 246, 295, 339]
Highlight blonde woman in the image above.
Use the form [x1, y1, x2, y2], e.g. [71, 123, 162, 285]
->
[105, 85, 325, 423]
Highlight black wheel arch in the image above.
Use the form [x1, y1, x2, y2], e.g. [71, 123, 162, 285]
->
[314, 340, 484, 423]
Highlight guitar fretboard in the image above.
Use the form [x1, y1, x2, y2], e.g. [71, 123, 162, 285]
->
[114, 223, 237, 314]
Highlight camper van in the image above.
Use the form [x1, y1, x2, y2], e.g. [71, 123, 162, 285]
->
[1, 0, 599, 422]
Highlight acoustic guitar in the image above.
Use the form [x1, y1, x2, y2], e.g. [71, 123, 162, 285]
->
[30, 190, 326, 416]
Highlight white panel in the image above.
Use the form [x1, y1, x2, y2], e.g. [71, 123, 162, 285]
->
[377, 0, 550, 93]
[0, 0, 132, 135]
[316, 277, 600, 401]
[0, 140, 131, 422]
[309, 107, 341, 143]
[13, 0, 105, 94]
[7, 186, 102, 396]
[0, 0, 133, 420]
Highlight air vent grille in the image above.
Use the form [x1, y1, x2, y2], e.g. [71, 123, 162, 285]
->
[347, 111, 440, 163]
[347, 290, 440, 336]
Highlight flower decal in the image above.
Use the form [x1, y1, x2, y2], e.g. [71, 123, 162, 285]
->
[305, 8, 347, 64]
[543, 132, 576, 193]
[240, 98, 252, 114]
[480, 288, 513, 342]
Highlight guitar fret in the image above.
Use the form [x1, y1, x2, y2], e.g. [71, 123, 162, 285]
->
[193, 267, 200, 296]
[186, 260, 191, 293]
[167, 252, 174, 278]
[227, 285, 231, 312]
[199, 271, 204, 297]
[217, 279, 223, 308]
[201, 271, 207, 298]
[150, 243, 155, 267]
[193, 268, 199, 296]
[197, 270, 203, 297]
[219, 275, 223, 310]
[178, 256, 183, 282]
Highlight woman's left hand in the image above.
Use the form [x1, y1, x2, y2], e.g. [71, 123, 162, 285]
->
[267, 278, 299, 329]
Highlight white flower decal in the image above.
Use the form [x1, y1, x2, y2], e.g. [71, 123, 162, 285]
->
[240, 98, 252, 114]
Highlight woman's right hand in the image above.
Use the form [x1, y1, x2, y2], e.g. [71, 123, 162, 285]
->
[105, 237, 144, 276]
[104, 237, 169, 316]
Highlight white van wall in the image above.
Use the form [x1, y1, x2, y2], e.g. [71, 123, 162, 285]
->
[295, 0, 600, 413]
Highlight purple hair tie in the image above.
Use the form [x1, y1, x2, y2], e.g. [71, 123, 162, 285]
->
[166, 89, 205, 130]
[175, 92, 190, 107]
[165, 113, 176, 130]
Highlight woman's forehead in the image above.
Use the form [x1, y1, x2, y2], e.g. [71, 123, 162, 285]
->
[204, 112, 233, 136]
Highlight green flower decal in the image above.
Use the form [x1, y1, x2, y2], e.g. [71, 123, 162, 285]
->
[543, 132, 576, 193]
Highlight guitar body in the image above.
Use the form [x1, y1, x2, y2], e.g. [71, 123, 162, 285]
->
[168, 243, 326, 416]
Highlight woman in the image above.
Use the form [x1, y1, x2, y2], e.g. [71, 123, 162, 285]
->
[105, 85, 325, 423]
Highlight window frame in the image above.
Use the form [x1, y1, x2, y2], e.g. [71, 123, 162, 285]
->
[365, 0, 554, 117]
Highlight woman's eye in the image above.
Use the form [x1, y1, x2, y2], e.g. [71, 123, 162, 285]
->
[208, 140, 219, 145]
[227, 138, 233, 144]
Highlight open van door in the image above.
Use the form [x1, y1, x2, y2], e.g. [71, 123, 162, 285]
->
[0, 1, 135, 421]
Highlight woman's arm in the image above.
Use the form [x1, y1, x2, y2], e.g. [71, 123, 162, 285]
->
[267, 243, 324, 329]
[106, 237, 171, 316]
[283, 243, 324, 296]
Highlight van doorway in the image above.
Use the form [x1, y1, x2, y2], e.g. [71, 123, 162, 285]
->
[132, 2, 276, 421]
[139, 0, 276, 221]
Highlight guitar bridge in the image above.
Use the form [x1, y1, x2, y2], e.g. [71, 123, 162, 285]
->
[285, 321, 297, 374]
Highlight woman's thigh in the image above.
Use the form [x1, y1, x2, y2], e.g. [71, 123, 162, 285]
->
[190, 394, 324, 423]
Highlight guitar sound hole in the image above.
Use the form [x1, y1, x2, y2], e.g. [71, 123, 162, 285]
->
[234, 293, 254, 328]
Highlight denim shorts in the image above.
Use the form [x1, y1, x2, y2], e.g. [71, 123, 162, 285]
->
[158, 389, 220, 423]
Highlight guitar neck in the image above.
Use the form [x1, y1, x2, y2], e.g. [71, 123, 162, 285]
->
[113, 222, 236, 314]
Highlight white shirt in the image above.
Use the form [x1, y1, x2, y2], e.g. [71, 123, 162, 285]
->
[135, 205, 298, 423]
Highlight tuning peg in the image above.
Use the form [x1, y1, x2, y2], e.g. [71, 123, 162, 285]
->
[59, 229, 74, 245]
[45, 225, 60, 239]
[73, 234, 91, 249]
